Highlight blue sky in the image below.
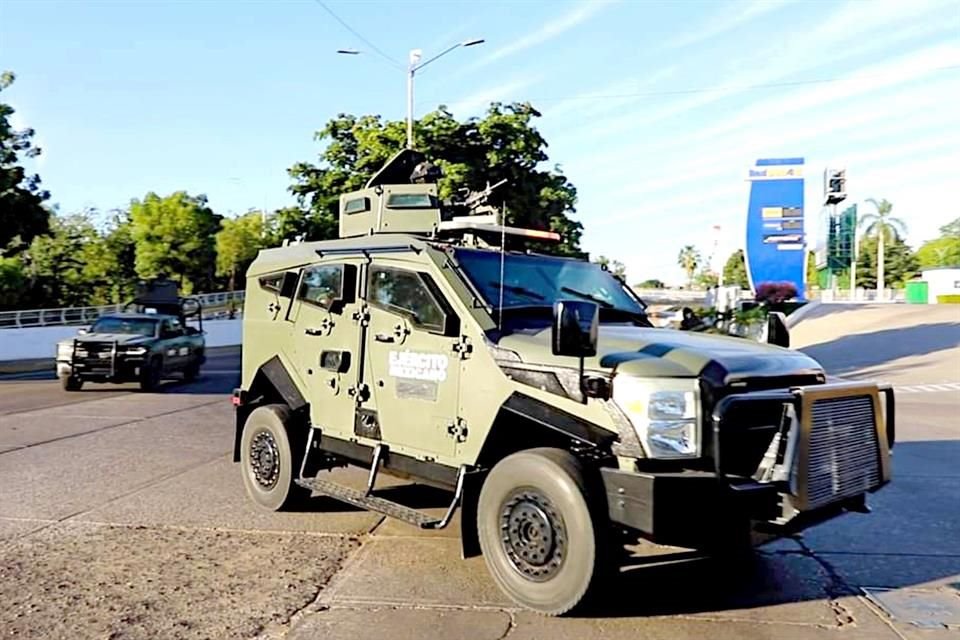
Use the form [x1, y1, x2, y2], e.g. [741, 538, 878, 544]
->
[2, 0, 958, 285]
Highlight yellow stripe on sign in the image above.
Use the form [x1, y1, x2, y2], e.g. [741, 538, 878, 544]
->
[762, 207, 783, 218]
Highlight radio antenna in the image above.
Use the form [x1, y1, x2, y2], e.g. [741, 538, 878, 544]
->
[497, 201, 506, 331]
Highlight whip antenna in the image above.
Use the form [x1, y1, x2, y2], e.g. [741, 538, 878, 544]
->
[497, 201, 506, 331]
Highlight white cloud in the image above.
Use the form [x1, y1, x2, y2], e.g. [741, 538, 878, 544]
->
[667, 0, 796, 49]
[469, 0, 616, 70]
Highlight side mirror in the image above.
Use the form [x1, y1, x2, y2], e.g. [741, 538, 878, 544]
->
[763, 311, 790, 348]
[279, 271, 299, 298]
[552, 300, 599, 357]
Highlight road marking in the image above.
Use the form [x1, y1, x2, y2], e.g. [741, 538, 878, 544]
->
[890, 382, 960, 395]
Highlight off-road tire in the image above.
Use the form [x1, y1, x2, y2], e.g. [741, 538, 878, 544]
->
[61, 375, 83, 392]
[240, 404, 310, 511]
[477, 447, 611, 616]
[182, 361, 200, 382]
[139, 357, 162, 392]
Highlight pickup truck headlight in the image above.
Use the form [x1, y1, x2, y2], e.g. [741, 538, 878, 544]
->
[612, 377, 700, 459]
[124, 347, 147, 356]
[56, 342, 74, 359]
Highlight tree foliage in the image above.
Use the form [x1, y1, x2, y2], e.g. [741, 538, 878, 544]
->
[677, 245, 701, 287]
[0, 71, 51, 252]
[130, 192, 221, 294]
[722, 250, 749, 289]
[636, 278, 664, 289]
[855, 231, 918, 289]
[916, 216, 960, 268]
[216, 211, 267, 291]
[285, 102, 583, 255]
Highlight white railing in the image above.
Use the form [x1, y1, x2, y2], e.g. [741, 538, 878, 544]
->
[0, 290, 246, 329]
[814, 288, 906, 303]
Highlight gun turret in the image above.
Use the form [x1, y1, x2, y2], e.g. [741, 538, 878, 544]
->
[462, 179, 508, 211]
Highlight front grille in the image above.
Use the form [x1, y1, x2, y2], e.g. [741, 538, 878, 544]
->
[806, 395, 881, 510]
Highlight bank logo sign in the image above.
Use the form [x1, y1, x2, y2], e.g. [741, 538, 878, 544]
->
[747, 165, 804, 180]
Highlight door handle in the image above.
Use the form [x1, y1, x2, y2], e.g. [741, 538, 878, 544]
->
[374, 333, 395, 343]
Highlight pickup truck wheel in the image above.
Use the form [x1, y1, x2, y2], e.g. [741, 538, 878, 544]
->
[240, 404, 309, 511]
[61, 376, 83, 392]
[139, 357, 162, 391]
[183, 362, 200, 382]
[477, 447, 610, 616]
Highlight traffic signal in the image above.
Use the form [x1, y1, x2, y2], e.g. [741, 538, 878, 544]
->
[824, 168, 846, 205]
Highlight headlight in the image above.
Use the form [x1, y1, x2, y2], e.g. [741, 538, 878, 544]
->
[56, 342, 74, 358]
[124, 347, 147, 356]
[612, 377, 700, 459]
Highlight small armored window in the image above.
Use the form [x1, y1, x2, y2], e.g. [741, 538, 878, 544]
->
[299, 265, 343, 309]
[367, 266, 450, 333]
[259, 273, 284, 292]
[386, 193, 437, 209]
[343, 197, 370, 215]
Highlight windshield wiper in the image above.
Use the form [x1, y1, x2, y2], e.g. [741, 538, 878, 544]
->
[560, 286, 613, 307]
[489, 282, 546, 301]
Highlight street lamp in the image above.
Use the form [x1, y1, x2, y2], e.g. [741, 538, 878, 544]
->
[337, 39, 485, 149]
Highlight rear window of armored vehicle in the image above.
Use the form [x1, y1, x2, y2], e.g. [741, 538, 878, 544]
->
[232, 149, 895, 616]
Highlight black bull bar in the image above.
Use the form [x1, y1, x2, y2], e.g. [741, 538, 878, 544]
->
[602, 380, 895, 546]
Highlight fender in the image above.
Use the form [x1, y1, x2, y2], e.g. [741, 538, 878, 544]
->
[233, 355, 308, 462]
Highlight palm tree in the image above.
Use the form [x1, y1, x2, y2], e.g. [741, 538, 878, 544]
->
[677, 245, 701, 288]
[860, 198, 907, 296]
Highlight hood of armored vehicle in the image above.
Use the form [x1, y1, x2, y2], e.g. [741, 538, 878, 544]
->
[496, 324, 824, 383]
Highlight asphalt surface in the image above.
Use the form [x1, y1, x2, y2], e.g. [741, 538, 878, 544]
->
[1, 307, 959, 639]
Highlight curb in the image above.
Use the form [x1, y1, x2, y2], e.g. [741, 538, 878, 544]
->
[0, 344, 241, 376]
[785, 301, 822, 328]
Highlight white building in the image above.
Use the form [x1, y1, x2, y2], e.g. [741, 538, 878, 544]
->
[920, 267, 960, 303]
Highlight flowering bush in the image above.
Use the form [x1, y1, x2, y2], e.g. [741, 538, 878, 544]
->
[755, 281, 798, 305]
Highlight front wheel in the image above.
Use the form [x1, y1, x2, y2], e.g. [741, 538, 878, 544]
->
[239, 404, 310, 511]
[182, 361, 200, 382]
[61, 375, 83, 392]
[139, 357, 162, 391]
[477, 448, 611, 616]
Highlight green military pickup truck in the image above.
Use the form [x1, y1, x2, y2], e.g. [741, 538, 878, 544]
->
[56, 279, 206, 391]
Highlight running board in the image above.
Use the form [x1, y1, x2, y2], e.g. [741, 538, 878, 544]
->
[296, 465, 467, 530]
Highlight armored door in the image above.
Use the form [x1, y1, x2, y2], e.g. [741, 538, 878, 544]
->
[286, 262, 360, 437]
[361, 263, 461, 459]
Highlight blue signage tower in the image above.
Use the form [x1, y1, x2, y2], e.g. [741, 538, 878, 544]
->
[745, 158, 806, 300]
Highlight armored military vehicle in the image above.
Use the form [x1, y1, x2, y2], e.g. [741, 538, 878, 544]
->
[57, 278, 206, 391]
[232, 149, 894, 615]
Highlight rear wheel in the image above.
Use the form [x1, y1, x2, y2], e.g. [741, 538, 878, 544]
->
[477, 447, 611, 616]
[61, 375, 83, 392]
[240, 404, 310, 511]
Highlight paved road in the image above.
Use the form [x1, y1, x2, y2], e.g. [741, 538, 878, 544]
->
[1, 312, 958, 639]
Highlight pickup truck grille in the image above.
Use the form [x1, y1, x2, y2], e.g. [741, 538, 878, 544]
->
[806, 395, 881, 510]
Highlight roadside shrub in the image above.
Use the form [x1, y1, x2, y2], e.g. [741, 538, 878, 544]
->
[937, 294, 960, 304]
[755, 281, 798, 304]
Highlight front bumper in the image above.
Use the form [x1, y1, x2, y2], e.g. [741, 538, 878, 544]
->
[58, 355, 146, 381]
[601, 380, 895, 548]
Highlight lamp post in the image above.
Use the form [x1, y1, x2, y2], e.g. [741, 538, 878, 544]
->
[338, 38, 485, 150]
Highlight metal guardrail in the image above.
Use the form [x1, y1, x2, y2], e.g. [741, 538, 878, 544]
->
[0, 291, 246, 329]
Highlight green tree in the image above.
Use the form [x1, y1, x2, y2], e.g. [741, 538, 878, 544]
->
[860, 198, 907, 293]
[0, 255, 26, 309]
[21, 213, 99, 307]
[916, 216, 960, 268]
[855, 231, 918, 289]
[695, 268, 719, 289]
[130, 192, 221, 294]
[722, 249, 750, 289]
[216, 211, 266, 292]
[286, 102, 583, 256]
[636, 278, 664, 289]
[0, 71, 51, 251]
[806, 250, 818, 290]
[80, 209, 139, 305]
[677, 245, 701, 288]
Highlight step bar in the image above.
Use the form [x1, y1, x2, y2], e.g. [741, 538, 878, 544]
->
[296, 439, 467, 530]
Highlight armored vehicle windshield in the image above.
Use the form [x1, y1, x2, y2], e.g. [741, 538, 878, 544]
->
[453, 247, 647, 323]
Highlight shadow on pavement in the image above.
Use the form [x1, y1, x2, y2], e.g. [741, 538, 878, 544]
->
[800, 321, 960, 375]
